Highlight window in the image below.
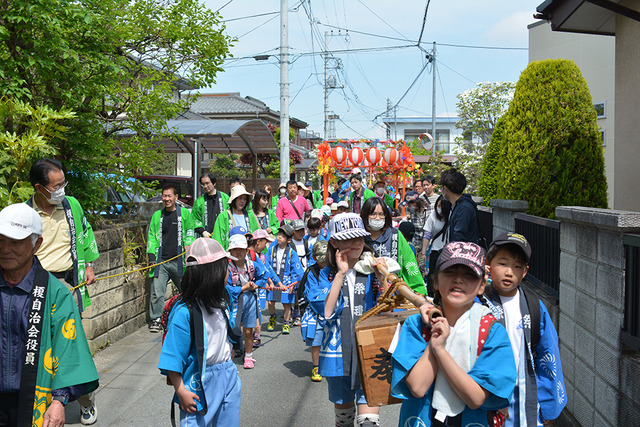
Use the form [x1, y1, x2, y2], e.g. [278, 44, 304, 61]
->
[594, 102, 606, 119]
[404, 129, 427, 142]
[435, 130, 450, 152]
[600, 129, 606, 147]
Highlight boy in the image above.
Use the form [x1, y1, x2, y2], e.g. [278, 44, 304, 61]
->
[484, 232, 566, 426]
[440, 168, 478, 244]
[265, 224, 304, 334]
[291, 219, 309, 269]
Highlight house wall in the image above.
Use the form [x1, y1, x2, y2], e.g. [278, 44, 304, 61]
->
[528, 21, 615, 209]
[382, 117, 470, 154]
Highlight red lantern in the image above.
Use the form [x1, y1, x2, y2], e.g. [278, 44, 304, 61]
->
[365, 148, 381, 166]
[383, 147, 398, 165]
[349, 147, 364, 166]
[331, 146, 347, 165]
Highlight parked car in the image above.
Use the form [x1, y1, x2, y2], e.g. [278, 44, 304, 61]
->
[136, 175, 195, 207]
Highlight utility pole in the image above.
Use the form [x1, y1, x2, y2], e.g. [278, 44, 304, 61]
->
[431, 41, 436, 156]
[280, 0, 290, 183]
[324, 32, 329, 141]
[386, 98, 391, 140]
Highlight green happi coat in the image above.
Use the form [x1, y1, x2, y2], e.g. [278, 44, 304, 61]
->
[191, 190, 230, 235]
[211, 208, 260, 250]
[26, 196, 100, 309]
[20, 261, 99, 427]
[147, 207, 195, 277]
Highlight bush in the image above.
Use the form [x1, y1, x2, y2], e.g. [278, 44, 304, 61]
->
[492, 59, 607, 218]
[478, 116, 505, 205]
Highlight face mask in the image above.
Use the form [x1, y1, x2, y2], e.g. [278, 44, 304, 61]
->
[369, 218, 385, 231]
[436, 207, 442, 216]
[280, 188, 286, 195]
[375, 187, 384, 197]
[44, 187, 66, 205]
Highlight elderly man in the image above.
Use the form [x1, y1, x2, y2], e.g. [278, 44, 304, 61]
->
[276, 180, 311, 223]
[26, 158, 100, 424]
[0, 203, 99, 427]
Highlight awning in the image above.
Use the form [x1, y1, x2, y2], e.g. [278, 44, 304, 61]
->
[535, 0, 640, 35]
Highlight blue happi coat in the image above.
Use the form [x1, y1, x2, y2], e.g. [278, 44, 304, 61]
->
[265, 241, 304, 303]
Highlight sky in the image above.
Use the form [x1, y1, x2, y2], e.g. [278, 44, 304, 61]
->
[201, 0, 545, 141]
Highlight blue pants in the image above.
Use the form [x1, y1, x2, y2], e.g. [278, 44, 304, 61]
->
[180, 360, 241, 427]
[150, 259, 183, 320]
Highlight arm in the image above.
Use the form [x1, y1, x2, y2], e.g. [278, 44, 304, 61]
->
[167, 371, 200, 413]
[192, 197, 205, 235]
[403, 304, 439, 398]
[398, 232, 427, 294]
[182, 209, 195, 247]
[147, 212, 160, 263]
[324, 251, 349, 318]
[276, 199, 285, 223]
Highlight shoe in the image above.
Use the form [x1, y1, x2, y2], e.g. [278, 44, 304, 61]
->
[292, 317, 301, 327]
[149, 319, 161, 333]
[80, 403, 98, 425]
[282, 323, 290, 334]
[311, 367, 323, 382]
[267, 315, 276, 331]
[243, 356, 256, 369]
[253, 337, 262, 348]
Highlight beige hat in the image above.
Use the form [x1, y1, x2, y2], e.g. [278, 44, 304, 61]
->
[297, 181, 310, 191]
[228, 185, 253, 206]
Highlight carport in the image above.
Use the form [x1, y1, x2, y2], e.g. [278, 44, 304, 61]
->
[118, 118, 279, 198]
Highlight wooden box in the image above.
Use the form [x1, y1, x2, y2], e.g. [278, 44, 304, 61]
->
[355, 308, 418, 406]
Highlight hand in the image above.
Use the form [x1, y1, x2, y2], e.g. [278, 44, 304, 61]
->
[177, 387, 200, 413]
[418, 302, 436, 326]
[85, 266, 96, 285]
[249, 281, 258, 291]
[371, 257, 389, 288]
[42, 400, 65, 427]
[202, 231, 211, 238]
[429, 316, 450, 351]
[288, 284, 295, 294]
[335, 249, 349, 274]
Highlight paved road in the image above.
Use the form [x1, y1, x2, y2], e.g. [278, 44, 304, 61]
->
[64, 310, 402, 426]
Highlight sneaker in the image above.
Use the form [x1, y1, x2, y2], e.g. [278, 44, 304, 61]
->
[311, 367, 323, 382]
[292, 317, 301, 327]
[243, 356, 256, 369]
[282, 323, 290, 334]
[267, 315, 276, 331]
[80, 404, 98, 425]
[253, 337, 262, 348]
[149, 319, 161, 333]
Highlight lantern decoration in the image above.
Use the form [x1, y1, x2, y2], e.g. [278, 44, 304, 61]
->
[317, 142, 334, 201]
[331, 146, 347, 165]
[349, 147, 364, 166]
[383, 147, 398, 165]
[365, 147, 381, 166]
[362, 157, 370, 168]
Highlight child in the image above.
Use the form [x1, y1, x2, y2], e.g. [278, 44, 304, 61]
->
[247, 229, 281, 348]
[226, 234, 269, 369]
[159, 238, 242, 426]
[291, 219, 309, 269]
[483, 233, 566, 426]
[391, 241, 517, 427]
[306, 213, 388, 427]
[298, 240, 330, 382]
[265, 224, 304, 334]
[304, 216, 327, 263]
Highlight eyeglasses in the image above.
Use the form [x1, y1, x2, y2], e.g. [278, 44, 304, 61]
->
[45, 180, 68, 192]
[368, 212, 386, 219]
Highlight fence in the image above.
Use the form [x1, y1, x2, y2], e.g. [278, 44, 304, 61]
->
[623, 233, 640, 351]
[514, 212, 560, 299]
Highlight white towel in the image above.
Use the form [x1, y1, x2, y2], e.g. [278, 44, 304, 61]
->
[353, 252, 401, 275]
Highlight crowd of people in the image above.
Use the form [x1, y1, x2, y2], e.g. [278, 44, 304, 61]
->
[0, 159, 567, 427]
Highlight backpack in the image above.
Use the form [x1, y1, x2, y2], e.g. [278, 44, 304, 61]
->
[161, 294, 183, 344]
[296, 263, 321, 309]
[228, 256, 256, 287]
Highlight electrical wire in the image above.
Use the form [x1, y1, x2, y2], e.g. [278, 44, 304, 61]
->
[437, 59, 476, 84]
[216, 0, 234, 13]
[356, 0, 413, 43]
[416, 0, 431, 47]
[373, 60, 431, 120]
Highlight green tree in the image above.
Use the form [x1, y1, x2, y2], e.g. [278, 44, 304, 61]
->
[493, 59, 607, 218]
[0, 0, 232, 210]
[477, 116, 506, 205]
[452, 82, 515, 195]
[208, 154, 249, 179]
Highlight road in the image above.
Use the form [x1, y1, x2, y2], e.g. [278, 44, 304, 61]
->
[64, 309, 402, 426]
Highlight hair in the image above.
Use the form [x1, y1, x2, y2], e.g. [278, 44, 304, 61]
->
[440, 168, 467, 194]
[30, 158, 63, 187]
[349, 174, 363, 183]
[409, 196, 427, 212]
[277, 229, 292, 241]
[229, 177, 242, 186]
[230, 194, 248, 211]
[162, 184, 178, 195]
[252, 189, 270, 215]
[181, 257, 229, 314]
[326, 238, 375, 268]
[360, 197, 392, 232]
[486, 243, 529, 265]
[200, 172, 216, 186]
[398, 221, 415, 242]
[434, 194, 451, 222]
[30, 233, 40, 248]
[307, 217, 321, 230]
[286, 180, 297, 188]
[422, 175, 436, 185]
[264, 184, 273, 207]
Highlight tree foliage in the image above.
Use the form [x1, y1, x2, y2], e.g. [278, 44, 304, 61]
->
[477, 116, 505, 205]
[208, 154, 248, 179]
[0, 0, 232, 210]
[490, 59, 607, 218]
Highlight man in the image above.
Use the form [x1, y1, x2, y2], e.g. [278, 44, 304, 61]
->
[229, 177, 243, 189]
[147, 184, 194, 333]
[348, 173, 375, 214]
[422, 175, 439, 206]
[276, 180, 312, 223]
[373, 180, 396, 211]
[192, 172, 229, 238]
[0, 203, 99, 427]
[26, 158, 100, 424]
[440, 168, 479, 244]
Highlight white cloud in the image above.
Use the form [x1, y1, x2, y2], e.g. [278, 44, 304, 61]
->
[483, 11, 536, 46]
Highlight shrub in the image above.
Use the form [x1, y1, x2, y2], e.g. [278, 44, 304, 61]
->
[478, 115, 505, 205]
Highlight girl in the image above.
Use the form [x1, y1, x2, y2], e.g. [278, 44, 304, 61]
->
[159, 238, 242, 426]
[421, 195, 451, 295]
[211, 185, 259, 250]
[306, 213, 388, 427]
[226, 234, 269, 369]
[252, 189, 279, 235]
[361, 197, 427, 295]
[391, 241, 516, 427]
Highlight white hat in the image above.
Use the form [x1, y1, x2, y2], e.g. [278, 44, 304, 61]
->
[337, 200, 349, 209]
[0, 204, 42, 240]
[330, 203, 338, 211]
[228, 234, 248, 250]
[297, 181, 310, 191]
[352, 167, 362, 175]
[310, 209, 323, 220]
[328, 213, 370, 241]
[228, 185, 253, 206]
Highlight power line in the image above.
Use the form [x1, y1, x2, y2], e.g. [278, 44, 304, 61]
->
[437, 59, 476, 84]
[356, 0, 413, 43]
[221, 1, 303, 22]
[416, 1, 431, 46]
[216, 0, 234, 13]
[373, 60, 431, 120]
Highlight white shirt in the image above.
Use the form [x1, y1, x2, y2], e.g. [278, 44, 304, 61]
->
[500, 290, 523, 372]
[423, 210, 447, 251]
[276, 246, 286, 275]
[198, 304, 232, 365]
[292, 238, 307, 268]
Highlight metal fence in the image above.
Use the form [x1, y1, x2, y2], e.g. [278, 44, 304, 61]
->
[623, 234, 640, 351]
[476, 207, 493, 248]
[514, 212, 560, 300]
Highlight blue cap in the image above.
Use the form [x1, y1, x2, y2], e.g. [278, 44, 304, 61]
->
[229, 226, 250, 237]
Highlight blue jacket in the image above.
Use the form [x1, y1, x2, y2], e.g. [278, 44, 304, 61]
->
[449, 194, 479, 243]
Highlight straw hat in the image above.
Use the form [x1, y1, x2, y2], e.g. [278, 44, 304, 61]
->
[228, 185, 253, 206]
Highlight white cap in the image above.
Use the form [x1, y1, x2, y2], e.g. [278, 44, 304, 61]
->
[0, 204, 42, 240]
[337, 200, 349, 209]
[228, 234, 248, 250]
[328, 213, 370, 241]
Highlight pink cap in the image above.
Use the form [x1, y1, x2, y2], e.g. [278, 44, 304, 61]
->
[186, 238, 237, 266]
[252, 229, 275, 242]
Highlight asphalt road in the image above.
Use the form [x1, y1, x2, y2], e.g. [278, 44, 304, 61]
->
[64, 309, 402, 427]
